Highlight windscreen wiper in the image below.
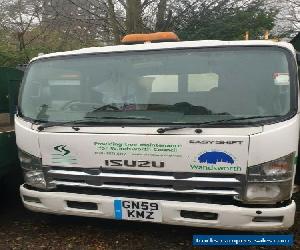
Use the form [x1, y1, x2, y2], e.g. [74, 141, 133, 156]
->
[36, 116, 151, 131]
[157, 115, 281, 134]
[36, 118, 109, 131]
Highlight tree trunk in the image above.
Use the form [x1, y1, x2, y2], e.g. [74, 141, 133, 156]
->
[126, 0, 143, 34]
[17, 32, 26, 51]
[107, 0, 121, 44]
[155, 0, 167, 31]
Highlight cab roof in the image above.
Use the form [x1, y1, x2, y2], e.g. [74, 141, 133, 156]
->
[31, 40, 296, 62]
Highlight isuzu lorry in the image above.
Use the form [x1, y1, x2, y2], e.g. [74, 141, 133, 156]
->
[16, 33, 300, 231]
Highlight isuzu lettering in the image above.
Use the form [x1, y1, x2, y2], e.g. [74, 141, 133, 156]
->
[16, 35, 299, 231]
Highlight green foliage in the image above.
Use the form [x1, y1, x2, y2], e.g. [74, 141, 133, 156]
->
[0, 46, 28, 67]
[174, 0, 278, 41]
[0, 27, 101, 67]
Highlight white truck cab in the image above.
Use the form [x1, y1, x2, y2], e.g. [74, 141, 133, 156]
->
[16, 34, 299, 231]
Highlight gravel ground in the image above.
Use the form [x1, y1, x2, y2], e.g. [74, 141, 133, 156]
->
[0, 187, 299, 250]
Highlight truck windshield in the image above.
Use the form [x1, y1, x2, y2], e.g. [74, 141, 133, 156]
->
[19, 47, 295, 125]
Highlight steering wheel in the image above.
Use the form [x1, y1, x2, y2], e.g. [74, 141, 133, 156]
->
[61, 101, 108, 111]
[61, 100, 81, 111]
[93, 104, 120, 111]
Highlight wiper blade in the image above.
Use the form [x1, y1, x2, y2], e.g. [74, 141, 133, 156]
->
[157, 125, 203, 134]
[157, 115, 280, 134]
[36, 115, 151, 131]
[36, 118, 107, 131]
[207, 115, 281, 124]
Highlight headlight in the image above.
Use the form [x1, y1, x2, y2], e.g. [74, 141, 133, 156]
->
[245, 153, 295, 204]
[245, 181, 292, 203]
[18, 149, 55, 190]
[18, 150, 42, 171]
[24, 171, 47, 189]
[248, 154, 294, 182]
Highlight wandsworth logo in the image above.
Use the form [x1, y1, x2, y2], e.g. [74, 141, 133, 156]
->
[190, 150, 241, 172]
[198, 151, 235, 165]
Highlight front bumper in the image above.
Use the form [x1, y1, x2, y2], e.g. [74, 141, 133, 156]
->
[20, 185, 295, 231]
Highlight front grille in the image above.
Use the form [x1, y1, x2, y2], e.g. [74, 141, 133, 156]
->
[44, 166, 244, 199]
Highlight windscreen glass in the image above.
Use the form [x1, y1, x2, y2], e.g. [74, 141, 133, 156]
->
[20, 48, 294, 124]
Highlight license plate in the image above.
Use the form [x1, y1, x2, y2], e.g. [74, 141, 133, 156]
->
[114, 199, 162, 222]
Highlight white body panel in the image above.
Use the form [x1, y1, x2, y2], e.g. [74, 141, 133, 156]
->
[39, 133, 249, 174]
[31, 40, 296, 62]
[21, 185, 296, 231]
[15, 118, 40, 157]
[15, 116, 299, 171]
[249, 116, 300, 166]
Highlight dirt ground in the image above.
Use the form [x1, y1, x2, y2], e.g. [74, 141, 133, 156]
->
[0, 186, 299, 250]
